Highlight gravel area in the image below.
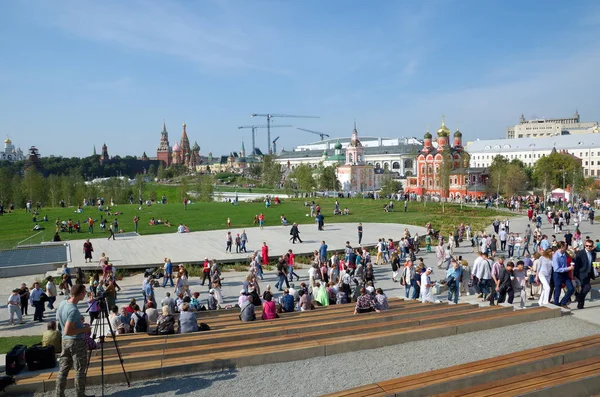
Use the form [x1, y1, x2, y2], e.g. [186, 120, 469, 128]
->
[32, 316, 600, 397]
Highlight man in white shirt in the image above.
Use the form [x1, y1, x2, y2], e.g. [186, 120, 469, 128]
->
[499, 229, 507, 251]
[420, 267, 439, 303]
[177, 224, 185, 233]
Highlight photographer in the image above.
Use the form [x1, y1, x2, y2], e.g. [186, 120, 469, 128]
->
[55, 284, 92, 397]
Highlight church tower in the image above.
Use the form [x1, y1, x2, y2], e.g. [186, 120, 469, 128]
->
[345, 121, 365, 165]
[436, 117, 450, 152]
[100, 143, 109, 164]
[157, 122, 171, 166]
[180, 123, 192, 167]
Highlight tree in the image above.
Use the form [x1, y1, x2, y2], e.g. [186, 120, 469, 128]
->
[488, 155, 532, 197]
[434, 155, 452, 212]
[196, 175, 214, 202]
[135, 173, 146, 201]
[22, 167, 46, 206]
[291, 164, 316, 193]
[261, 155, 283, 187]
[317, 164, 340, 191]
[157, 163, 166, 180]
[147, 164, 156, 178]
[380, 175, 403, 197]
[533, 151, 583, 199]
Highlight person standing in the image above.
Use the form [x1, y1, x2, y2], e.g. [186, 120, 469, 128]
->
[574, 239, 597, 309]
[201, 258, 211, 286]
[162, 258, 174, 288]
[46, 276, 57, 310]
[18, 283, 29, 317]
[258, 213, 265, 229]
[261, 242, 269, 267]
[446, 260, 462, 304]
[226, 231, 233, 253]
[30, 282, 45, 322]
[552, 242, 575, 308]
[133, 215, 139, 233]
[108, 220, 116, 240]
[83, 239, 93, 263]
[8, 289, 24, 325]
[319, 241, 328, 264]
[287, 249, 300, 282]
[240, 230, 248, 252]
[420, 267, 438, 303]
[55, 284, 91, 397]
[357, 223, 363, 245]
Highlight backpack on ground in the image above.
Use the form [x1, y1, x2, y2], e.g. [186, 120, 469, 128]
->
[134, 312, 148, 333]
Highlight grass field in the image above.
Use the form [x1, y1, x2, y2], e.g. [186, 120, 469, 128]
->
[0, 197, 511, 250]
[0, 335, 43, 354]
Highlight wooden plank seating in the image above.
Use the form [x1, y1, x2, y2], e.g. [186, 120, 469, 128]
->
[5, 300, 561, 396]
[435, 356, 600, 397]
[94, 304, 502, 367]
[323, 334, 600, 397]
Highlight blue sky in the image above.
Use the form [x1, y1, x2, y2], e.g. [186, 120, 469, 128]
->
[1, 0, 599, 158]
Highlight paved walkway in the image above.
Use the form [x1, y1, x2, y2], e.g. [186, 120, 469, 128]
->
[68, 222, 426, 268]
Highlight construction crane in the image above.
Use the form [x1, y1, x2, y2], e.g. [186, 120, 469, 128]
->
[251, 113, 319, 154]
[272, 136, 280, 154]
[237, 124, 292, 156]
[297, 128, 330, 141]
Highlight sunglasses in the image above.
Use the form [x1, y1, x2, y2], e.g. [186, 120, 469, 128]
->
[585, 245, 594, 248]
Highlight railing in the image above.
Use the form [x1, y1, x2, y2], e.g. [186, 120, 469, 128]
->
[16, 231, 45, 247]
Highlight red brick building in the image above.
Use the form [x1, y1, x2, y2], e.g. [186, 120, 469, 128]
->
[406, 118, 488, 200]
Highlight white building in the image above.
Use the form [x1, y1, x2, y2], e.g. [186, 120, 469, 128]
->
[277, 135, 419, 177]
[506, 111, 599, 139]
[0, 138, 25, 162]
[466, 134, 600, 177]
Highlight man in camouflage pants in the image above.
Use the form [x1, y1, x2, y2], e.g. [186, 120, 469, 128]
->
[55, 283, 92, 397]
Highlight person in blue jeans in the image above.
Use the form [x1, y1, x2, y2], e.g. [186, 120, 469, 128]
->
[400, 260, 416, 299]
[551, 242, 575, 308]
[411, 266, 424, 300]
[446, 260, 462, 304]
[162, 259, 174, 288]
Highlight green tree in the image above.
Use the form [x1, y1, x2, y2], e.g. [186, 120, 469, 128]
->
[317, 164, 340, 191]
[0, 168, 13, 206]
[196, 175, 214, 202]
[291, 164, 316, 193]
[147, 164, 156, 178]
[261, 155, 283, 187]
[22, 168, 46, 205]
[380, 175, 403, 197]
[135, 173, 146, 201]
[533, 151, 583, 192]
[488, 155, 532, 197]
[157, 163, 166, 180]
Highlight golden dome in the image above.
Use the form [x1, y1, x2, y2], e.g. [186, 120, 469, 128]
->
[4, 138, 11, 144]
[437, 117, 450, 136]
[182, 122, 187, 128]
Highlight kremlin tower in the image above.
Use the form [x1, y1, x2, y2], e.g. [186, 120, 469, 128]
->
[156, 121, 200, 169]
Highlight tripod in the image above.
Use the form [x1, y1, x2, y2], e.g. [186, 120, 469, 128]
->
[85, 296, 130, 396]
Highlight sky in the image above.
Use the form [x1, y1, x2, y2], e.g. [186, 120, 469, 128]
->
[1, 0, 600, 158]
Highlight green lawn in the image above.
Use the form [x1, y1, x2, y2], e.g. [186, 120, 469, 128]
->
[0, 198, 510, 249]
[0, 335, 42, 354]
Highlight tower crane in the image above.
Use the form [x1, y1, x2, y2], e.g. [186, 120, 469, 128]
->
[251, 113, 319, 154]
[296, 128, 330, 141]
[237, 124, 292, 156]
[272, 136, 280, 154]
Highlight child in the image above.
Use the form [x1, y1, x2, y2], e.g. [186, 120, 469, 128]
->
[227, 217, 231, 228]
[425, 234, 432, 253]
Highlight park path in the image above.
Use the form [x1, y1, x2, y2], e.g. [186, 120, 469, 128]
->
[69, 222, 426, 268]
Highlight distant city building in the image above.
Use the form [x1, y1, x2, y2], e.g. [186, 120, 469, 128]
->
[196, 141, 260, 174]
[277, 131, 419, 177]
[466, 134, 600, 178]
[406, 118, 488, 199]
[156, 122, 200, 168]
[1, 137, 25, 162]
[506, 111, 599, 139]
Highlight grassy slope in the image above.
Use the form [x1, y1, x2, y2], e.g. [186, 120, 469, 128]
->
[0, 197, 510, 249]
[0, 336, 43, 354]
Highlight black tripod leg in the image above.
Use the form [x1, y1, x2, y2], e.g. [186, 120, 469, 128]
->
[101, 297, 131, 388]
